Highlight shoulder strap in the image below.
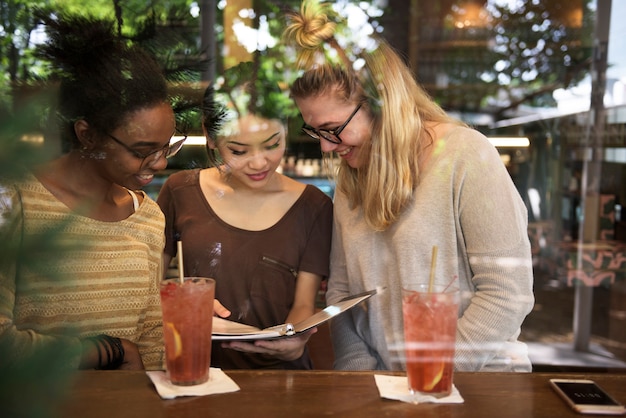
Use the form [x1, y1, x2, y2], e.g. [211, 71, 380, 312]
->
[126, 189, 139, 212]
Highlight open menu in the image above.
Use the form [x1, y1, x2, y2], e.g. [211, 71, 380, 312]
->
[212, 289, 377, 341]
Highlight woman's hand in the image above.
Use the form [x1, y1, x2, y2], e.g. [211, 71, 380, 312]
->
[80, 336, 144, 370]
[118, 339, 144, 370]
[221, 328, 317, 362]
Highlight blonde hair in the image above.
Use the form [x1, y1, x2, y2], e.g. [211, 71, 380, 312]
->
[286, 2, 463, 231]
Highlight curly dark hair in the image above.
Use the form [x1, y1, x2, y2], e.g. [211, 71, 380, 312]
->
[36, 12, 169, 149]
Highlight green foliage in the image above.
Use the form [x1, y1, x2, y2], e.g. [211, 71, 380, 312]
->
[0, 95, 82, 418]
[1, 0, 210, 138]
[483, 0, 595, 109]
[0, 340, 78, 418]
[0, 88, 55, 179]
[1, 1, 599, 138]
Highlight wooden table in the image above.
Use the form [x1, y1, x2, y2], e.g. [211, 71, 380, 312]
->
[46, 370, 626, 418]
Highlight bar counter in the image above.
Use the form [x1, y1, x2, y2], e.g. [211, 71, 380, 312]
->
[51, 370, 626, 418]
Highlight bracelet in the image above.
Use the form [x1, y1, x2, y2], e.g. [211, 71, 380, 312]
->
[101, 335, 125, 370]
[84, 335, 125, 370]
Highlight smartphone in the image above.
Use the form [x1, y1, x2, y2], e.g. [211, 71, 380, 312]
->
[550, 379, 626, 415]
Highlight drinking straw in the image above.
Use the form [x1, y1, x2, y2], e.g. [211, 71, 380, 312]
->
[443, 275, 458, 292]
[176, 240, 185, 285]
[428, 245, 438, 292]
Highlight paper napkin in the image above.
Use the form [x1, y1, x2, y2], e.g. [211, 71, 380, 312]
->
[374, 374, 464, 404]
[147, 368, 240, 400]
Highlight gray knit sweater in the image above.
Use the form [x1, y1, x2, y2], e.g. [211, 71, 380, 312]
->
[326, 126, 535, 372]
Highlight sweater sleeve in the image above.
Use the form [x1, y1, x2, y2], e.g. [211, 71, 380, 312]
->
[329, 308, 386, 370]
[326, 192, 385, 370]
[0, 184, 83, 369]
[453, 137, 535, 371]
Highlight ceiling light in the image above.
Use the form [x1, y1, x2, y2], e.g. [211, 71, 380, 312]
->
[488, 137, 530, 147]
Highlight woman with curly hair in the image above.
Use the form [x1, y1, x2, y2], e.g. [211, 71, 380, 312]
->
[0, 13, 182, 371]
[284, 0, 534, 372]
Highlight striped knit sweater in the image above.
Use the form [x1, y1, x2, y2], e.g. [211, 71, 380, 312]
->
[0, 175, 165, 370]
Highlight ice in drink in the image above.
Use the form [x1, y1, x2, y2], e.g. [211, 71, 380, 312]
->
[402, 284, 459, 396]
[160, 277, 215, 386]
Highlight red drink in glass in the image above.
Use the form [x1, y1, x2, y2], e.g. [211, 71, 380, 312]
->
[160, 277, 215, 386]
[402, 284, 459, 396]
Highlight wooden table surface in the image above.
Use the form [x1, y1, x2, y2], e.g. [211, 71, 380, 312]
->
[48, 370, 626, 418]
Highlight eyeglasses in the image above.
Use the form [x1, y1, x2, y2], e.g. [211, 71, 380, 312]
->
[301, 104, 361, 144]
[106, 131, 187, 169]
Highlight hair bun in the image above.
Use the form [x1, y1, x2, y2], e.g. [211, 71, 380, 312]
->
[285, 1, 336, 49]
[284, 0, 338, 68]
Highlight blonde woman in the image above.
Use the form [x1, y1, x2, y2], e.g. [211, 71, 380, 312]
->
[284, 0, 534, 372]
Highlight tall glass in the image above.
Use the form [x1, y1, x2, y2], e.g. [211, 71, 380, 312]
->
[402, 284, 459, 396]
[160, 277, 215, 386]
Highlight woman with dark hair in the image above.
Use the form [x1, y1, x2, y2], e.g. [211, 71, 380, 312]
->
[157, 88, 333, 369]
[0, 13, 183, 370]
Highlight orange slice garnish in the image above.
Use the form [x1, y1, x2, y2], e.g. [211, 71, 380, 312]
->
[164, 322, 182, 359]
[423, 362, 444, 391]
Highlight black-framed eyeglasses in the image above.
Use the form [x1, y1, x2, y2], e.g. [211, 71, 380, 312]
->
[301, 104, 361, 144]
[106, 130, 187, 169]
